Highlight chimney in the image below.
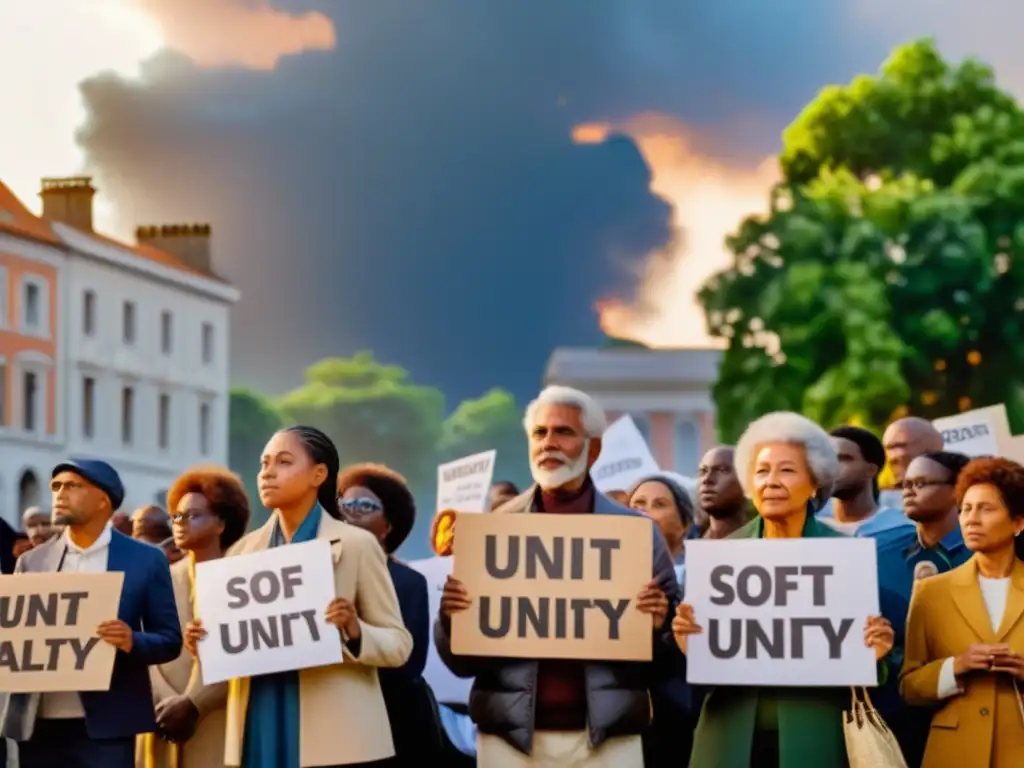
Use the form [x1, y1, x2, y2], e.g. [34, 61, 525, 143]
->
[135, 223, 213, 273]
[40, 176, 96, 231]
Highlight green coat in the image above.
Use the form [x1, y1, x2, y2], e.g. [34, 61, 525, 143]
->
[688, 513, 859, 768]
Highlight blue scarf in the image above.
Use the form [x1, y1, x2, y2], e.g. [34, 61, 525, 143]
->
[241, 506, 322, 768]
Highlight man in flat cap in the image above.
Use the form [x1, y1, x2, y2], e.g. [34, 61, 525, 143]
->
[1, 459, 182, 768]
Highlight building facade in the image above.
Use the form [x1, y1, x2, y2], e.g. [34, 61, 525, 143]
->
[543, 342, 722, 477]
[0, 177, 239, 524]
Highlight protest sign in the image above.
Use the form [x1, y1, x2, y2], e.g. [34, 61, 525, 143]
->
[684, 538, 878, 687]
[194, 539, 342, 684]
[591, 416, 660, 494]
[0, 571, 123, 693]
[933, 404, 1010, 457]
[407, 555, 471, 705]
[451, 513, 652, 660]
[437, 450, 496, 514]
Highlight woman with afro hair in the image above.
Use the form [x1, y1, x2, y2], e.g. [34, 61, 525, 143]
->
[140, 465, 251, 768]
[336, 463, 442, 762]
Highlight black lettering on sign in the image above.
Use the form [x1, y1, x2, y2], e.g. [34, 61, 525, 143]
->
[478, 596, 631, 640]
[941, 424, 989, 445]
[594, 458, 642, 481]
[219, 609, 321, 655]
[708, 617, 854, 660]
[483, 535, 622, 581]
[0, 637, 100, 672]
[709, 565, 834, 607]
[225, 566, 305, 609]
[442, 458, 492, 483]
[0, 591, 89, 629]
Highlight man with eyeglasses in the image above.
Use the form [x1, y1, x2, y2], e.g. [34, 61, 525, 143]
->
[1, 458, 181, 768]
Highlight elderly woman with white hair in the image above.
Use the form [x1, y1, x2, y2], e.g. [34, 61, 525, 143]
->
[672, 411, 896, 768]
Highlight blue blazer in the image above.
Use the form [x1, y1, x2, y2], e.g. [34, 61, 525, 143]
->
[1, 530, 182, 741]
[383, 558, 429, 684]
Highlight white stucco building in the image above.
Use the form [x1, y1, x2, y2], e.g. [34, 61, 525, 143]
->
[0, 176, 239, 523]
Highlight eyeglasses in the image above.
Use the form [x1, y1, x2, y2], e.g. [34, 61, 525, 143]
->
[338, 497, 383, 516]
[170, 510, 213, 524]
[902, 478, 954, 491]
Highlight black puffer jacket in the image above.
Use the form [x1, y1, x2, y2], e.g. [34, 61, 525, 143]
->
[432, 490, 682, 755]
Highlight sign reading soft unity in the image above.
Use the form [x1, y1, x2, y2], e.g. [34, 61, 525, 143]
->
[683, 538, 878, 687]
[0, 571, 123, 693]
[451, 513, 653, 661]
[591, 416, 659, 494]
[194, 539, 342, 684]
[436, 450, 496, 514]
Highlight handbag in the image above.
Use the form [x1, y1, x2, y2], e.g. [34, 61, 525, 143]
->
[842, 687, 908, 768]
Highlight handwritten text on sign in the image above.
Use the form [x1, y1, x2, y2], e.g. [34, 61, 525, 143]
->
[0, 571, 123, 693]
[195, 539, 342, 684]
[451, 513, 652, 661]
[684, 538, 878, 687]
[436, 450, 497, 514]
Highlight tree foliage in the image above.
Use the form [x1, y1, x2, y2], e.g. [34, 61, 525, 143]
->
[438, 387, 530, 490]
[700, 39, 1024, 441]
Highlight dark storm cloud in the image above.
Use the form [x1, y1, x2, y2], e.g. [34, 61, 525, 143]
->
[77, 0, 899, 404]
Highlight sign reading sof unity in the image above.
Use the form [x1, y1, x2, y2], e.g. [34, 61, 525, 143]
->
[194, 539, 343, 684]
[683, 538, 879, 687]
[451, 513, 653, 661]
[0, 571, 124, 693]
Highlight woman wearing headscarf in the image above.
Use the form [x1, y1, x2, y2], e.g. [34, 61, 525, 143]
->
[629, 473, 695, 583]
[183, 426, 413, 767]
[899, 456, 1024, 768]
[138, 466, 250, 768]
[336, 463, 442, 764]
[672, 411, 896, 767]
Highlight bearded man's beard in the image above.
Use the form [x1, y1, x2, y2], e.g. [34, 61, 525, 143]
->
[531, 440, 590, 489]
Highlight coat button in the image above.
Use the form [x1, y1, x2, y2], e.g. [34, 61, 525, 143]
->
[980, 707, 990, 716]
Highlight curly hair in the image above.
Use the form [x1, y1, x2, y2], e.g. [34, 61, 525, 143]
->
[337, 462, 417, 553]
[955, 456, 1024, 559]
[167, 465, 251, 550]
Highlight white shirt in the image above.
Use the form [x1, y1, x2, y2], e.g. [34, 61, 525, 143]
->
[40, 524, 113, 720]
[937, 576, 1011, 698]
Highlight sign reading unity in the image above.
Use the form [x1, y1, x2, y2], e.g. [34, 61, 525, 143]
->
[194, 540, 342, 684]
[0, 571, 123, 693]
[591, 415, 660, 494]
[451, 513, 652, 660]
[436, 450, 496, 514]
[683, 538, 878, 687]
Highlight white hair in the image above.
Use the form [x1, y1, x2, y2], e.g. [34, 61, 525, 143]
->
[734, 411, 838, 511]
[523, 385, 607, 438]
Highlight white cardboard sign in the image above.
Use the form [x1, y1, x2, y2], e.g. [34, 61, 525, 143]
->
[194, 539, 343, 684]
[591, 415, 660, 493]
[933, 404, 1007, 457]
[683, 538, 879, 687]
[436, 450, 496, 513]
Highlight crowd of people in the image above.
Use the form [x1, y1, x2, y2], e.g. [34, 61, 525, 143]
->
[0, 384, 1022, 767]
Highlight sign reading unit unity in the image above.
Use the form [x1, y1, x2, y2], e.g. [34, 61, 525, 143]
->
[194, 539, 342, 684]
[451, 513, 652, 661]
[683, 538, 878, 687]
[0, 571, 124, 693]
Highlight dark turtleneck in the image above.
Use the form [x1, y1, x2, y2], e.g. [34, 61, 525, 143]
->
[532, 475, 595, 731]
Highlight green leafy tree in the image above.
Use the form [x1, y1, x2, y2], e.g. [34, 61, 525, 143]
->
[438, 388, 531, 492]
[228, 388, 284, 526]
[276, 351, 445, 492]
[700, 39, 1024, 441]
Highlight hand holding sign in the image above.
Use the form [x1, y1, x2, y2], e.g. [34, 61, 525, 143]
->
[635, 579, 669, 628]
[96, 620, 133, 653]
[672, 603, 702, 654]
[184, 618, 206, 657]
[325, 598, 360, 640]
[863, 616, 894, 661]
[441, 576, 471, 615]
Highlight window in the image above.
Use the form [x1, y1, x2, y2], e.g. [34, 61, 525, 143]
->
[674, 418, 700, 475]
[23, 371, 38, 432]
[0, 361, 6, 425]
[83, 290, 96, 336]
[0, 267, 8, 328]
[199, 402, 211, 455]
[201, 322, 214, 364]
[160, 311, 173, 354]
[22, 280, 42, 332]
[121, 386, 134, 445]
[82, 377, 95, 439]
[158, 393, 170, 449]
[123, 301, 136, 344]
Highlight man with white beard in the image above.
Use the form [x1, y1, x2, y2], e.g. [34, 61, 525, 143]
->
[434, 385, 680, 767]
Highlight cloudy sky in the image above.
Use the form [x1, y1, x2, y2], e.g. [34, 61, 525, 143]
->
[3, 0, 1022, 406]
